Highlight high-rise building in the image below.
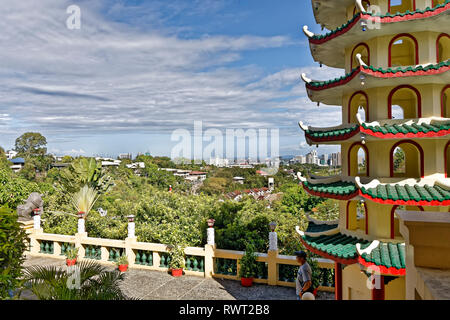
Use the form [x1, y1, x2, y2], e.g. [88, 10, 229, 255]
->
[296, 1, 450, 300]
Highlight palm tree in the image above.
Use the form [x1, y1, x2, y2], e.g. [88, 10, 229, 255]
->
[22, 260, 129, 300]
[71, 185, 99, 217]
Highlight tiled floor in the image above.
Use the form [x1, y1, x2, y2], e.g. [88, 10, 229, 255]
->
[21, 255, 335, 300]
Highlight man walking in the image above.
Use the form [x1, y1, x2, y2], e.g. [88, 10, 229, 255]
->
[295, 250, 314, 300]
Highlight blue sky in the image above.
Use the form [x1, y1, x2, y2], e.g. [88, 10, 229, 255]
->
[0, 0, 342, 158]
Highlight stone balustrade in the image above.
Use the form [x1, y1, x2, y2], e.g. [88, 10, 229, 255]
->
[25, 219, 335, 292]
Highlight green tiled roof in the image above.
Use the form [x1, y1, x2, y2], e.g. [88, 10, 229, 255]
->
[359, 242, 406, 271]
[306, 125, 359, 139]
[362, 121, 450, 135]
[305, 220, 338, 234]
[307, 61, 449, 88]
[303, 233, 370, 260]
[360, 184, 450, 202]
[362, 60, 450, 75]
[311, 1, 449, 41]
[303, 180, 358, 196]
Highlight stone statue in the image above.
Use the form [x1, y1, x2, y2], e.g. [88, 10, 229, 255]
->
[17, 193, 44, 222]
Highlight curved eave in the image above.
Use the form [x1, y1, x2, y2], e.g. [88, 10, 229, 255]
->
[360, 192, 450, 206]
[357, 177, 450, 206]
[306, 64, 450, 106]
[302, 119, 450, 145]
[311, 0, 356, 31]
[302, 183, 359, 201]
[309, 4, 450, 68]
[358, 256, 406, 276]
[300, 237, 359, 265]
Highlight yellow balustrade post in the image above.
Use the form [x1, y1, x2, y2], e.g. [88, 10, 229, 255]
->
[153, 251, 161, 268]
[204, 218, 216, 278]
[100, 246, 109, 261]
[29, 229, 42, 254]
[125, 215, 137, 266]
[267, 250, 278, 285]
[267, 222, 278, 285]
[53, 241, 61, 256]
[204, 244, 215, 278]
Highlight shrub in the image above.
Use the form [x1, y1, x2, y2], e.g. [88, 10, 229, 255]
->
[238, 244, 258, 279]
[0, 206, 27, 299]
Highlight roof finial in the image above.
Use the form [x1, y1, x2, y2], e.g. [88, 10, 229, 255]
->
[302, 25, 314, 38]
[301, 73, 312, 83]
[298, 121, 309, 131]
[355, 0, 365, 13]
[356, 53, 367, 67]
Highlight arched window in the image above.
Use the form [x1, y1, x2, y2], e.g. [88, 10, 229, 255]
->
[389, 34, 419, 67]
[388, 0, 415, 14]
[442, 85, 450, 118]
[390, 140, 424, 178]
[348, 142, 369, 176]
[353, 0, 371, 15]
[350, 43, 370, 69]
[347, 201, 368, 234]
[445, 141, 450, 178]
[390, 205, 424, 239]
[388, 85, 421, 119]
[437, 34, 450, 63]
[348, 91, 369, 123]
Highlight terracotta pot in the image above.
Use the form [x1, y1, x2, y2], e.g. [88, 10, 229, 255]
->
[241, 277, 253, 287]
[118, 264, 128, 272]
[171, 268, 183, 277]
[66, 259, 77, 267]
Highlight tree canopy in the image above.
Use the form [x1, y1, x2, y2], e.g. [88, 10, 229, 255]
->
[15, 132, 47, 158]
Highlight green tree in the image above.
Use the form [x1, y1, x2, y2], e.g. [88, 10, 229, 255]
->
[15, 132, 47, 158]
[0, 206, 27, 299]
[393, 148, 405, 173]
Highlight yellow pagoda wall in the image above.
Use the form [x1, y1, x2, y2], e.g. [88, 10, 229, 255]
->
[385, 277, 406, 300]
[344, 31, 443, 73]
[342, 264, 372, 300]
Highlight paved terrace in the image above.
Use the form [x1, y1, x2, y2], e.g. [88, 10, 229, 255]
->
[22, 255, 334, 300]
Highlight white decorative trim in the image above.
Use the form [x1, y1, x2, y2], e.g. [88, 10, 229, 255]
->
[305, 211, 339, 225]
[356, 240, 380, 256]
[301, 73, 312, 83]
[436, 179, 450, 191]
[355, 176, 379, 189]
[362, 117, 450, 129]
[356, 53, 367, 67]
[298, 121, 309, 131]
[355, 0, 365, 13]
[356, 112, 364, 125]
[302, 25, 314, 38]
[297, 172, 307, 182]
[304, 228, 339, 237]
[295, 226, 305, 237]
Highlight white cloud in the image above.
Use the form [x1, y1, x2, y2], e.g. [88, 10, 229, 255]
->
[0, 0, 344, 156]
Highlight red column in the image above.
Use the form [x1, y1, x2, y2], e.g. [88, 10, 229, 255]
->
[335, 262, 342, 300]
[371, 275, 385, 300]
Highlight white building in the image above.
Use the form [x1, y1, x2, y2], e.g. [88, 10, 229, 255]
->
[209, 157, 229, 167]
[6, 150, 18, 160]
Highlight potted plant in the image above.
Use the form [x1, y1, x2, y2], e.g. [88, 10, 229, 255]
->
[65, 247, 79, 267]
[116, 254, 129, 272]
[239, 244, 258, 287]
[168, 245, 185, 277]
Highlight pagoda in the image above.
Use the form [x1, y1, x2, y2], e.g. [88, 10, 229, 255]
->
[296, 0, 449, 300]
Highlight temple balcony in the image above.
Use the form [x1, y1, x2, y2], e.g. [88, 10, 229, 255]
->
[304, 1, 449, 68]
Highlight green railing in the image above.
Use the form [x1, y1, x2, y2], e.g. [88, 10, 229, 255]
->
[39, 241, 54, 254]
[215, 258, 237, 276]
[84, 245, 101, 260]
[185, 256, 204, 272]
[135, 250, 153, 266]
